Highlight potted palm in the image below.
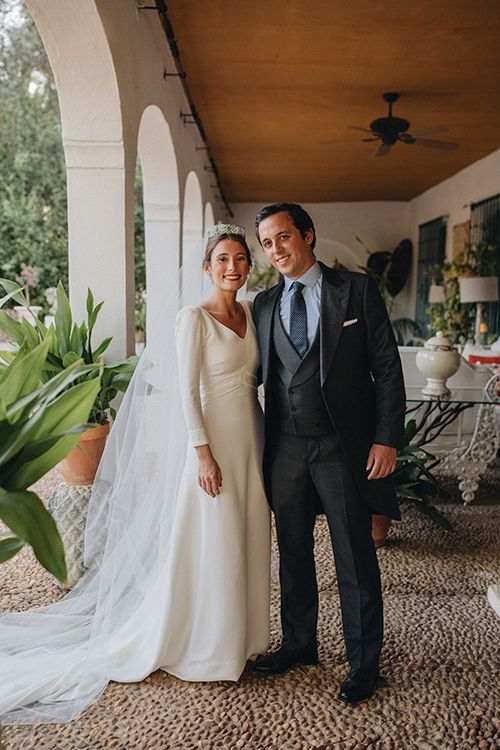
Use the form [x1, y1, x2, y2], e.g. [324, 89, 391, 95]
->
[0, 339, 101, 582]
[0, 279, 137, 484]
[50, 284, 136, 484]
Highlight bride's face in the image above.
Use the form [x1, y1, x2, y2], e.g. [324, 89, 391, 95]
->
[205, 239, 250, 292]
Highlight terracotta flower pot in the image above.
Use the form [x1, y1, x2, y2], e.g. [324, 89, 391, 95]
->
[371, 514, 392, 548]
[59, 422, 110, 486]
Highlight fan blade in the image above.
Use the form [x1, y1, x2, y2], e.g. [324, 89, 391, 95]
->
[319, 139, 363, 144]
[412, 127, 449, 137]
[347, 126, 374, 134]
[398, 133, 415, 144]
[375, 142, 391, 157]
[362, 138, 379, 142]
[412, 138, 458, 150]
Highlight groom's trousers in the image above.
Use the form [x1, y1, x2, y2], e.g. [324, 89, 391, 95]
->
[269, 431, 383, 673]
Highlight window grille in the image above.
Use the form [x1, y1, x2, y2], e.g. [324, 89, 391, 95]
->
[470, 193, 500, 335]
[415, 217, 446, 330]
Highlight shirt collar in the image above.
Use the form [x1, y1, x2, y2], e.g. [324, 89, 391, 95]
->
[283, 260, 322, 291]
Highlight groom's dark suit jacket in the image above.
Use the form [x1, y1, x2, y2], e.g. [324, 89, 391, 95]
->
[253, 262, 406, 521]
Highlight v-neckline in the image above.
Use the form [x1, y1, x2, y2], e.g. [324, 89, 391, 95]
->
[199, 302, 248, 340]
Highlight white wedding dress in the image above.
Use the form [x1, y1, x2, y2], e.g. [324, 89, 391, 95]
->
[158, 301, 271, 680]
[0, 298, 270, 723]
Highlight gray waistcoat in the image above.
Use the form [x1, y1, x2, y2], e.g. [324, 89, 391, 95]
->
[270, 303, 335, 436]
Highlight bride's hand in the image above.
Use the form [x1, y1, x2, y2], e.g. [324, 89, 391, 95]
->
[195, 445, 222, 497]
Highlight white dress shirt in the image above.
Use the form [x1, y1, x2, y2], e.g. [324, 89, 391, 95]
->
[280, 261, 322, 348]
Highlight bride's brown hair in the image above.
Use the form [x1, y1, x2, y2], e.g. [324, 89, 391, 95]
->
[203, 233, 253, 268]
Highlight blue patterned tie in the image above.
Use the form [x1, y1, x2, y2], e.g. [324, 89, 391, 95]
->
[289, 281, 308, 357]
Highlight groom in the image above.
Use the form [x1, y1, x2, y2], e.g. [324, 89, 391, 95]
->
[252, 203, 406, 704]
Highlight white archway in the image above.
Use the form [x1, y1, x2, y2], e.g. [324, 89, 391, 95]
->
[181, 171, 204, 306]
[25, 0, 132, 357]
[138, 105, 180, 340]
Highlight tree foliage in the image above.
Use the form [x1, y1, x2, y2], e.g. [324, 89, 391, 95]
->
[0, 1, 146, 320]
[0, 0, 68, 305]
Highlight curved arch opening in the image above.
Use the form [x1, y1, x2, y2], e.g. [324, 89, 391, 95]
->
[137, 105, 180, 343]
[204, 201, 215, 234]
[24, 0, 131, 357]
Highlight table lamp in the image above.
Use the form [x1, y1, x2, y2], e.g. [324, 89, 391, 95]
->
[458, 276, 499, 346]
[428, 283, 446, 304]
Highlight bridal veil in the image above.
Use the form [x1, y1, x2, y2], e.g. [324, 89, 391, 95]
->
[0, 257, 201, 723]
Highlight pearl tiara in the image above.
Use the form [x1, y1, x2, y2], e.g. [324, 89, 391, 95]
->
[207, 223, 246, 239]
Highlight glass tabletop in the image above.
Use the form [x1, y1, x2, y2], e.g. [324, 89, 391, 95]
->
[405, 386, 500, 405]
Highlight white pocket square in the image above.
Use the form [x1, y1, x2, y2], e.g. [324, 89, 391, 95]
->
[343, 318, 358, 327]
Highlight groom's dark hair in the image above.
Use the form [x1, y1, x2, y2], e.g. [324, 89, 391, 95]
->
[255, 203, 316, 250]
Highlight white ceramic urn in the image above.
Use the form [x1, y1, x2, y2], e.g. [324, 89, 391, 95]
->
[416, 331, 461, 398]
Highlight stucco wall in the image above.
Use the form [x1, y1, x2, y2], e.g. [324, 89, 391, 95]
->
[24, 1, 500, 345]
[26, 0, 225, 357]
[233, 148, 500, 320]
[232, 201, 411, 318]
[406, 147, 500, 315]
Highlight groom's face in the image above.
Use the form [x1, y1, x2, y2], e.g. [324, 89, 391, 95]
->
[258, 211, 315, 280]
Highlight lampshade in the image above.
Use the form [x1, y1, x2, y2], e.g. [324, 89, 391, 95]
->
[428, 284, 446, 303]
[458, 276, 499, 303]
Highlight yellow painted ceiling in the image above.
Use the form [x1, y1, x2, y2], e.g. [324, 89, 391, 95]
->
[166, 0, 500, 202]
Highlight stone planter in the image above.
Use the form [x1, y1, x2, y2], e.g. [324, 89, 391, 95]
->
[59, 422, 110, 485]
[48, 483, 92, 588]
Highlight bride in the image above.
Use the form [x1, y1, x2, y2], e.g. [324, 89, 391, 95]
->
[0, 223, 271, 723]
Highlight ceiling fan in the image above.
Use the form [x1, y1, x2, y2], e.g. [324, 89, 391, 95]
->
[348, 92, 458, 157]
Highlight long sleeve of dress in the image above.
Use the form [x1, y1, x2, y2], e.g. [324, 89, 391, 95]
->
[175, 306, 209, 447]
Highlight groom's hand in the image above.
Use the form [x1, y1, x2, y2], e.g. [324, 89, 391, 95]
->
[366, 444, 397, 480]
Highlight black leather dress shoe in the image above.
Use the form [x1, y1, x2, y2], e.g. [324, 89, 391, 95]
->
[338, 668, 379, 705]
[253, 647, 318, 676]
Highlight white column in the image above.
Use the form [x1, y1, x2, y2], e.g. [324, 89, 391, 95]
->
[144, 202, 180, 340]
[65, 140, 135, 360]
[181, 227, 204, 307]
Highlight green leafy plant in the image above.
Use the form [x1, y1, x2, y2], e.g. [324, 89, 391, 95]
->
[459, 240, 499, 277]
[247, 261, 280, 291]
[135, 288, 146, 342]
[426, 269, 474, 344]
[0, 2, 69, 309]
[394, 419, 452, 530]
[0, 338, 101, 581]
[0, 279, 137, 424]
[391, 318, 427, 346]
[427, 240, 499, 343]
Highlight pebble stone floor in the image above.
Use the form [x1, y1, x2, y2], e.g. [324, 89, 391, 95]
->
[1, 466, 499, 750]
